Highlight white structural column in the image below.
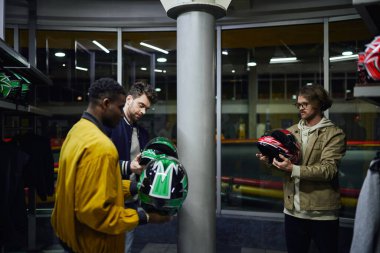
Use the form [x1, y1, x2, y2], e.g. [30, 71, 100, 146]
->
[160, 1, 230, 252]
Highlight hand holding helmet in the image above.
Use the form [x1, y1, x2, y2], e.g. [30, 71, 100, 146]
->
[272, 154, 293, 172]
[146, 212, 173, 224]
[130, 154, 144, 175]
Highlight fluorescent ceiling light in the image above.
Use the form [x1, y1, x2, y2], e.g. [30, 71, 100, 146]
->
[124, 44, 150, 56]
[92, 40, 110, 54]
[329, 54, 358, 62]
[155, 88, 162, 92]
[140, 42, 169, 54]
[157, 57, 167, 63]
[140, 67, 147, 71]
[247, 62, 257, 67]
[231, 70, 235, 73]
[222, 50, 228, 55]
[342, 51, 353, 56]
[76, 66, 88, 71]
[154, 69, 163, 73]
[270, 57, 298, 64]
[55, 52, 65, 57]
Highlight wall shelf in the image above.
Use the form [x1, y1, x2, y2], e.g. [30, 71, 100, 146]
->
[0, 100, 52, 116]
[354, 84, 380, 107]
[0, 39, 53, 116]
[0, 38, 52, 86]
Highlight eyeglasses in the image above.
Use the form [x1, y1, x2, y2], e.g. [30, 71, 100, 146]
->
[294, 102, 309, 109]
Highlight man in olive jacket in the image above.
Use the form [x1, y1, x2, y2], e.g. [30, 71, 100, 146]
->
[257, 84, 346, 253]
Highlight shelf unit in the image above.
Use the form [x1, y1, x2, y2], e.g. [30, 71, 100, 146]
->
[0, 39, 52, 86]
[0, 38, 52, 116]
[0, 38, 53, 252]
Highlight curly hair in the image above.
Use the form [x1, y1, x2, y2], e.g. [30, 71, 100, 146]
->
[128, 81, 158, 104]
[298, 84, 333, 112]
[88, 78, 126, 103]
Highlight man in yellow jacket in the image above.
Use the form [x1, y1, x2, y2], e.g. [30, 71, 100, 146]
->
[51, 78, 170, 253]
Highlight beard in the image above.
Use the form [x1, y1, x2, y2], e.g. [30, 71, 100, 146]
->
[125, 107, 140, 123]
[301, 110, 319, 122]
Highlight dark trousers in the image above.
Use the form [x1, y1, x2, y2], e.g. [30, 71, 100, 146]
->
[285, 214, 339, 253]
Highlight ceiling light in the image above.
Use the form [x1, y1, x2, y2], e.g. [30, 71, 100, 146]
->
[155, 88, 162, 92]
[157, 57, 167, 63]
[163, 70, 167, 73]
[222, 50, 228, 55]
[92, 40, 110, 54]
[342, 51, 353, 56]
[247, 62, 257, 67]
[232, 70, 235, 73]
[329, 54, 358, 62]
[124, 44, 150, 56]
[140, 42, 169, 54]
[55, 52, 65, 57]
[154, 69, 163, 73]
[270, 57, 298, 64]
[140, 67, 147, 71]
[76, 66, 88, 72]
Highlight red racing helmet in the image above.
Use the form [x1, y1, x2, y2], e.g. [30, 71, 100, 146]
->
[257, 129, 301, 164]
[362, 36, 380, 81]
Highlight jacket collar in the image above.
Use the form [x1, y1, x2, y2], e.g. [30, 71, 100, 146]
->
[82, 111, 106, 134]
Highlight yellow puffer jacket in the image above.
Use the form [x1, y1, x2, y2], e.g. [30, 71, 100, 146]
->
[51, 118, 139, 253]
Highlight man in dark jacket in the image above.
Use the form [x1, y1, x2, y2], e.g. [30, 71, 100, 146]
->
[106, 81, 158, 253]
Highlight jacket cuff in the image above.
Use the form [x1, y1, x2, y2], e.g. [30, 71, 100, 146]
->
[130, 181, 138, 196]
[291, 165, 301, 178]
[138, 210, 148, 225]
[120, 160, 129, 179]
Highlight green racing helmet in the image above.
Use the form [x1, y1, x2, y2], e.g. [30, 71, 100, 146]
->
[140, 136, 178, 165]
[138, 156, 188, 216]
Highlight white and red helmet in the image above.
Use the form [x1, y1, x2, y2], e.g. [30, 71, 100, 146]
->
[257, 129, 301, 164]
[359, 36, 380, 81]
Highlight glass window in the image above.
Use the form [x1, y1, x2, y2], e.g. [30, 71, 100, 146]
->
[123, 31, 177, 140]
[328, 20, 375, 218]
[286, 79, 300, 99]
[221, 23, 325, 213]
[35, 30, 117, 103]
[19, 29, 29, 60]
[4, 28, 14, 48]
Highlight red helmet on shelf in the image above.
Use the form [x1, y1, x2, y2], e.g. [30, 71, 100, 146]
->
[257, 129, 301, 164]
[363, 36, 380, 81]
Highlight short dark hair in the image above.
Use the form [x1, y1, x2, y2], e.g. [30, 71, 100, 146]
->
[298, 84, 332, 111]
[88, 78, 126, 103]
[128, 81, 158, 104]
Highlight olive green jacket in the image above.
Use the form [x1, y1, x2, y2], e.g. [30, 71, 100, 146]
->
[283, 124, 346, 211]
